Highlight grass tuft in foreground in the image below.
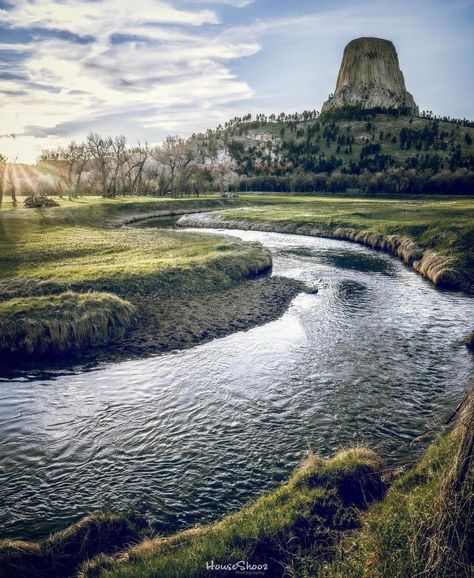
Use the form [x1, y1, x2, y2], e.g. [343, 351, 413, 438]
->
[78, 448, 384, 578]
[0, 514, 149, 578]
[0, 291, 137, 356]
[321, 389, 473, 578]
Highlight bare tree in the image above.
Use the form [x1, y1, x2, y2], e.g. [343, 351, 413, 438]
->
[150, 136, 204, 197]
[39, 142, 91, 200]
[4, 157, 19, 203]
[150, 135, 180, 195]
[65, 141, 90, 199]
[109, 135, 128, 196]
[87, 133, 113, 197]
[31, 132, 222, 199]
[37, 149, 67, 197]
[123, 144, 149, 195]
[211, 155, 236, 196]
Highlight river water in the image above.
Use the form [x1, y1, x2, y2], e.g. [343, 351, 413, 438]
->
[0, 229, 472, 540]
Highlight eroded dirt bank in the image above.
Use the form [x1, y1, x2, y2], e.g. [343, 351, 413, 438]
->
[115, 275, 306, 356]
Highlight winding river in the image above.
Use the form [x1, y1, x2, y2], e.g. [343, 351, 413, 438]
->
[0, 229, 472, 541]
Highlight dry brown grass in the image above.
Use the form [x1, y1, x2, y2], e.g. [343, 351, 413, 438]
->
[425, 389, 473, 577]
[0, 291, 137, 356]
[0, 514, 148, 578]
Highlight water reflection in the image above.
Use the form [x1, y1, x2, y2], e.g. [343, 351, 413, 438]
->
[283, 247, 396, 275]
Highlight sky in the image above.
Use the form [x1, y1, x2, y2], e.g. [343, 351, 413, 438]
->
[0, 0, 473, 163]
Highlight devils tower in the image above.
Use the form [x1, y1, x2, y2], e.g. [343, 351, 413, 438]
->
[321, 37, 418, 115]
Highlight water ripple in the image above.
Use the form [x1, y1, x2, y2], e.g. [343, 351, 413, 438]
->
[0, 230, 472, 540]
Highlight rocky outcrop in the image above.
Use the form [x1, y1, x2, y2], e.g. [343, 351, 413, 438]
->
[321, 37, 418, 115]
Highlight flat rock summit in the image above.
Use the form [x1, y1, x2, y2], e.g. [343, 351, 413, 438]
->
[321, 37, 418, 115]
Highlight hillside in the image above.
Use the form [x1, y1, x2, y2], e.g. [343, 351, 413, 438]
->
[200, 111, 474, 194]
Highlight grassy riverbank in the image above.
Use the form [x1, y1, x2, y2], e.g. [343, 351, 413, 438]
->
[0, 196, 276, 358]
[1, 390, 471, 578]
[81, 391, 473, 578]
[323, 389, 473, 578]
[2, 193, 472, 359]
[0, 448, 385, 578]
[182, 194, 474, 291]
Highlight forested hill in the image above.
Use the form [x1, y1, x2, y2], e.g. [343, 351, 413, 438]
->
[197, 110, 474, 195]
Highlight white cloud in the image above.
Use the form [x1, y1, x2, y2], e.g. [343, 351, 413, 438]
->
[1, 0, 219, 36]
[0, 0, 262, 161]
[1, 0, 472, 162]
[183, 0, 255, 5]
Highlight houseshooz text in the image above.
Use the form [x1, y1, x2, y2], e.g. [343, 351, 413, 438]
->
[206, 560, 268, 573]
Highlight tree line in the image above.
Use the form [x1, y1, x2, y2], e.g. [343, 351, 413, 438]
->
[235, 168, 474, 196]
[26, 133, 236, 200]
[1, 107, 474, 204]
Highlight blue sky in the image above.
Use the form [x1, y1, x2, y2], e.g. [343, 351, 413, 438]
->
[1, 0, 473, 162]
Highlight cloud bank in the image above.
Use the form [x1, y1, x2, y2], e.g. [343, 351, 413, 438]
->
[0, 0, 259, 160]
[0, 0, 473, 162]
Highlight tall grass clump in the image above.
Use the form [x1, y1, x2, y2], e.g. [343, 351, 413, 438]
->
[0, 513, 149, 578]
[78, 448, 384, 578]
[323, 389, 473, 578]
[0, 291, 137, 356]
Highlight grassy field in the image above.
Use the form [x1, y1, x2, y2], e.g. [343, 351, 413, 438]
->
[204, 194, 474, 290]
[2, 192, 473, 356]
[0, 195, 272, 356]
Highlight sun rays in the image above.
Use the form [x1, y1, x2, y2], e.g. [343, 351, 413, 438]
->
[1, 162, 63, 202]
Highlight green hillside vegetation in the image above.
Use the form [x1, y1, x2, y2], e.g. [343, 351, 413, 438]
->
[199, 110, 474, 195]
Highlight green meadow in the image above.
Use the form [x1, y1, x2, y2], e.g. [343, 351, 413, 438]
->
[0, 195, 271, 356]
[210, 194, 474, 289]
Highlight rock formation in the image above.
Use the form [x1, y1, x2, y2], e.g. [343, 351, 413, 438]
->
[321, 37, 418, 115]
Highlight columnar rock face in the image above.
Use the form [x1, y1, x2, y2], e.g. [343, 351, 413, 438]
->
[321, 37, 418, 115]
